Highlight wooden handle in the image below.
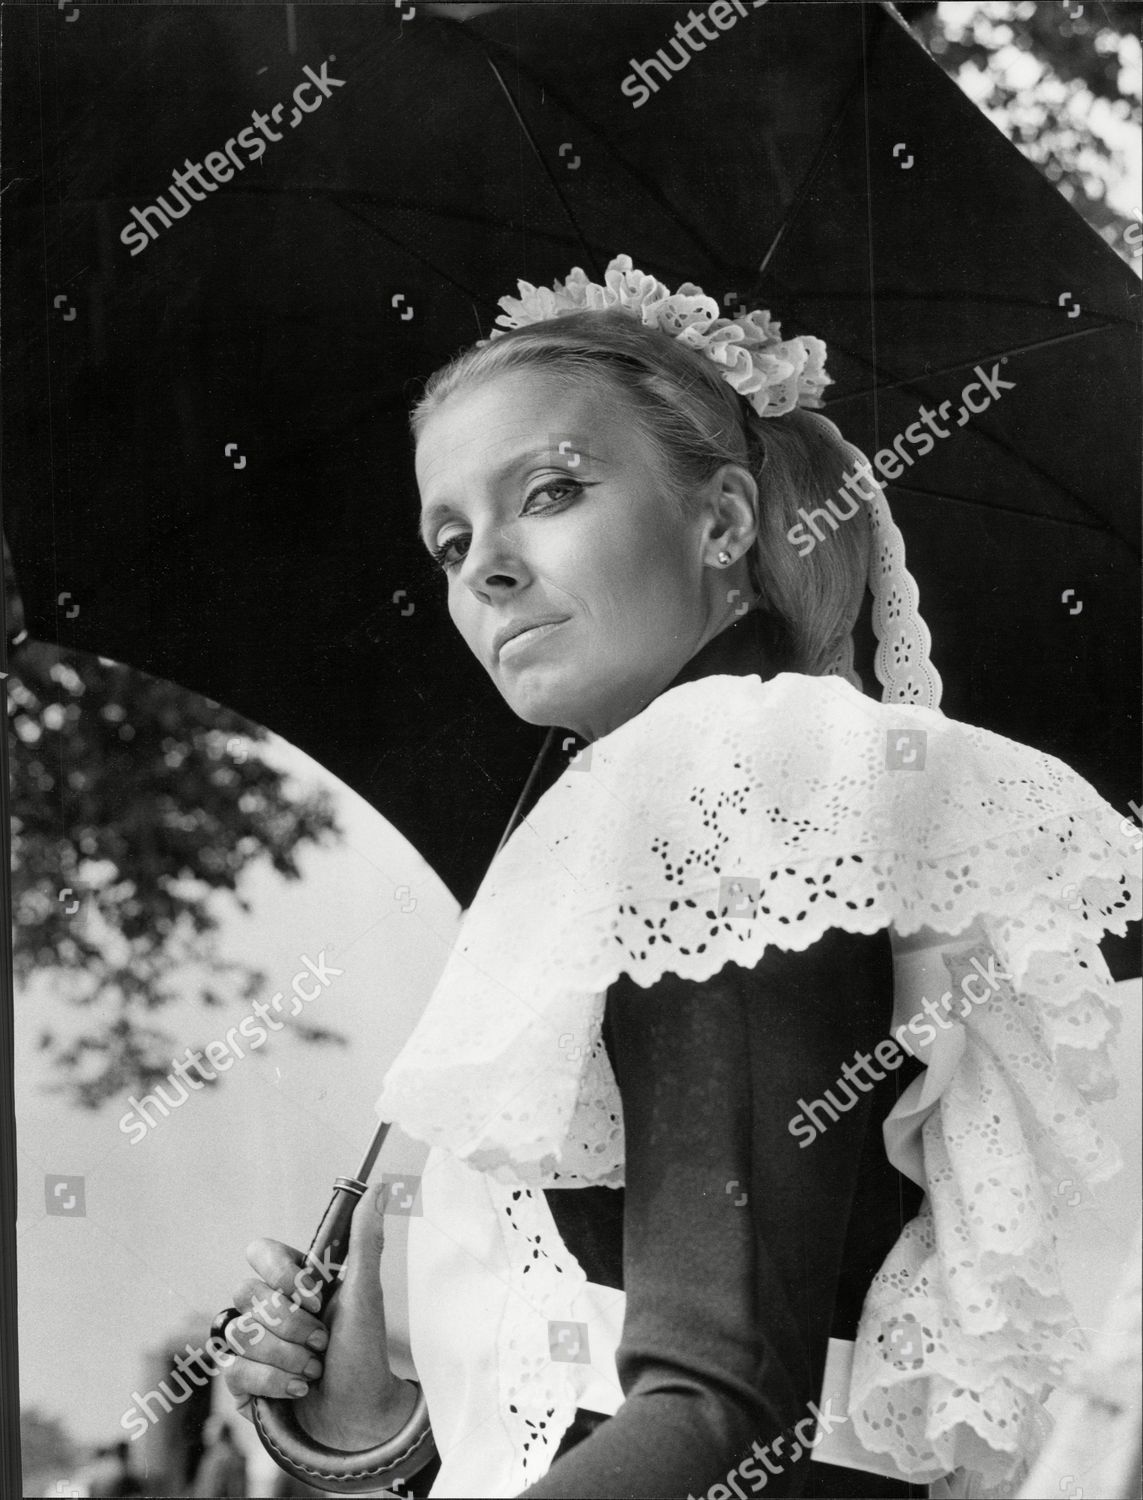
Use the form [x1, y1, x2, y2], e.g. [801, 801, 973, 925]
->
[250, 1174, 434, 1493]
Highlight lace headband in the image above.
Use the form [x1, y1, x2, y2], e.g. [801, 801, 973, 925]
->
[485, 253, 943, 711]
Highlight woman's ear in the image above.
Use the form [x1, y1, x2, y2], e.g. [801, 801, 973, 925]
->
[700, 462, 759, 565]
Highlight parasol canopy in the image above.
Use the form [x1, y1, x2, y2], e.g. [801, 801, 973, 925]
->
[3, 2, 1137, 972]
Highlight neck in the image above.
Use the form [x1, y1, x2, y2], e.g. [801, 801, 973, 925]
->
[572, 605, 777, 743]
[513, 608, 781, 835]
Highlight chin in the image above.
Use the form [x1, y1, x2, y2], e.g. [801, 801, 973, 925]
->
[498, 674, 590, 735]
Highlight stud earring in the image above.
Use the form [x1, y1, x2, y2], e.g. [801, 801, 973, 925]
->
[717, 550, 732, 566]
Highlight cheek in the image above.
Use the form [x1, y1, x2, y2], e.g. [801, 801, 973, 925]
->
[586, 522, 694, 625]
[447, 584, 482, 653]
[568, 502, 691, 605]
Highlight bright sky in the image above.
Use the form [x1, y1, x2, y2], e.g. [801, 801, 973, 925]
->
[15, 731, 456, 1489]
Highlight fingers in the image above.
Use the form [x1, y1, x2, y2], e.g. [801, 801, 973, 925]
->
[232, 1323, 324, 1382]
[341, 1183, 387, 1297]
[223, 1233, 341, 1423]
[229, 1277, 328, 1350]
[220, 1311, 326, 1414]
[244, 1236, 323, 1314]
[223, 1351, 318, 1406]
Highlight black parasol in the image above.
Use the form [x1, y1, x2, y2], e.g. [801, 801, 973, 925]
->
[3, 1, 1137, 964]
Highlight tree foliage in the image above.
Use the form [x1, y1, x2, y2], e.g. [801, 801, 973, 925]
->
[906, 1, 1142, 264]
[20, 1406, 80, 1489]
[6, 540, 345, 1109]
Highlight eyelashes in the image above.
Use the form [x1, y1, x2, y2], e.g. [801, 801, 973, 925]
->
[429, 537, 466, 572]
[428, 477, 589, 572]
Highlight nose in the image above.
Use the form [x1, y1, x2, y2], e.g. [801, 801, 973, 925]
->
[457, 522, 526, 596]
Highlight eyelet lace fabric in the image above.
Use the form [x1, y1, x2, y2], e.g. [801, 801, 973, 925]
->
[805, 408, 944, 711]
[376, 671, 1139, 1496]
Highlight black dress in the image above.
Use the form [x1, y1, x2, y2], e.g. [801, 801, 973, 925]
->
[516, 612, 929, 1499]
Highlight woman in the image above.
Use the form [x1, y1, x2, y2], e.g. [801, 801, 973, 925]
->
[217, 256, 1138, 1499]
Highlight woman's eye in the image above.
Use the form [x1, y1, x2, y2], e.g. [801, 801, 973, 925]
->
[524, 477, 583, 511]
[430, 533, 469, 571]
[429, 480, 585, 572]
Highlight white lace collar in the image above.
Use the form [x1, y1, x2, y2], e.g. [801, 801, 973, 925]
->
[375, 670, 1139, 1494]
[378, 671, 1135, 1181]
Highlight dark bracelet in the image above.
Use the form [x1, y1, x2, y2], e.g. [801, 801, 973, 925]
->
[251, 1379, 436, 1495]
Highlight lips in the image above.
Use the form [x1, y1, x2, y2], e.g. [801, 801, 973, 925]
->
[493, 616, 570, 661]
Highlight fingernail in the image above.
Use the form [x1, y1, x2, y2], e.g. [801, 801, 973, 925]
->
[307, 1331, 328, 1351]
[287, 1380, 309, 1397]
[304, 1358, 323, 1379]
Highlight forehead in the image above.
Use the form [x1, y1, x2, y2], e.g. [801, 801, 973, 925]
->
[415, 367, 625, 493]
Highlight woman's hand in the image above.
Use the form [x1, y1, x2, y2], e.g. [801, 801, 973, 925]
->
[221, 1182, 419, 1450]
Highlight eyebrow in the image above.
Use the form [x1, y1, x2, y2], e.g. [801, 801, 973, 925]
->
[417, 445, 602, 547]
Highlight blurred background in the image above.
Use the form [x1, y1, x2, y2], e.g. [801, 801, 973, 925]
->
[6, 3, 1140, 1496]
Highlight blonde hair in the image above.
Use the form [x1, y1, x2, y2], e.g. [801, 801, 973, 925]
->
[411, 309, 869, 675]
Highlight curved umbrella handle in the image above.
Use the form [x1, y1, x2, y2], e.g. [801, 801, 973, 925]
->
[249, 1124, 437, 1493]
[253, 1379, 435, 1495]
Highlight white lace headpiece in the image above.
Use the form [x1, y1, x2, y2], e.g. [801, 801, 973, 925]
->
[486, 252, 943, 710]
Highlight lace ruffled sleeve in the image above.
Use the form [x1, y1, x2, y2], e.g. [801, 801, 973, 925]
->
[376, 670, 1139, 1495]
